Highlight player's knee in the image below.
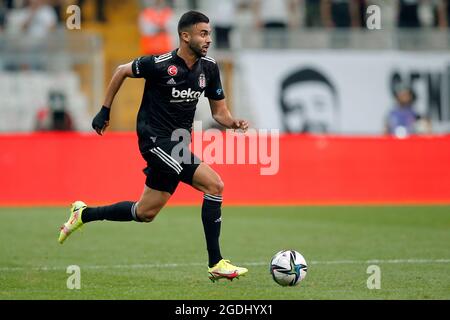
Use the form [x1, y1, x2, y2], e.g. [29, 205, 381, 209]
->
[207, 179, 224, 196]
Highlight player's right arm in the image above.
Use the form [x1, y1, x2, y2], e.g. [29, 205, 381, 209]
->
[92, 56, 154, 135]
[103, 62, 134, 108]
[91, 61, 134, 135]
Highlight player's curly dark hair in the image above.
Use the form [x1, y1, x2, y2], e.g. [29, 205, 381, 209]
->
[178, 11, 209, 35]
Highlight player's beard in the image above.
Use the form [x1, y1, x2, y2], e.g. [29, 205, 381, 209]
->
[189, 42, 207, 58]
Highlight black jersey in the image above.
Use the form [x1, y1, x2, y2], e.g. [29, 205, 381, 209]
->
[131, 49, 225, 150]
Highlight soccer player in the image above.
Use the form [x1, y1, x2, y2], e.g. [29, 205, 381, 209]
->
[58, 11, 249, 282]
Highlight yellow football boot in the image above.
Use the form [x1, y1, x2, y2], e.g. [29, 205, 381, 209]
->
[58, 201, 87, 244]
[208, 259, 248, 282]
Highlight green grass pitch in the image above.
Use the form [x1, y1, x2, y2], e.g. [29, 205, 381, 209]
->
[0, 205, 449, 299]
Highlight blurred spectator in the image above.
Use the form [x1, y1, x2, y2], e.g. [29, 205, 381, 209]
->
[3, 0, 14, 9]
[7, 0, 57, 38]
[138, 0, 174, 55]
[357, 0, 368, 28]
[78, 0, 106, 23]
[321, 0, 362, 28]
[385, 87, 431, 137]
[5, 0, 57, 69]
[0, 1, 6, 31]
[305, 0, 323, 27]
[434, 0, 449, 28]
[252, 0, 299, 48]
[198, 0, 241, 49]
[397, 0, 421, 28]
[48, 0, 64, 23]
[35, 90, 74, 131]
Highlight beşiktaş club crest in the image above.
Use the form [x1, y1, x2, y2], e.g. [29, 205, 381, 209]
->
[167, 65, 178, 76]
[198, 73, 206, 88]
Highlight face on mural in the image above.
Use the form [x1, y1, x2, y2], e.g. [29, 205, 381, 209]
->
[282, 82, 336, 133]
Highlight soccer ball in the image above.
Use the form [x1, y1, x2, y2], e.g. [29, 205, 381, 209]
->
[270, 250, 308, 286]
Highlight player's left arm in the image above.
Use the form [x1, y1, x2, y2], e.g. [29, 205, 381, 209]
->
[209, 98, 249, 132]
[206, 62, 248, 131]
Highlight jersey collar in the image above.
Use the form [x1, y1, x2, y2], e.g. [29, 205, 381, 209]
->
[174, 48, 200, 70]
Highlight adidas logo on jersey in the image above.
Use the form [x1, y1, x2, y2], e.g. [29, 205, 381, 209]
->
[166, 78, 176, 85]
[172, 87, 201, 99]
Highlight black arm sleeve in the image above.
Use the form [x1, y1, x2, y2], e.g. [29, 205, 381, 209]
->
[205, 63, 225, 100]
[131, 56, 155, 79]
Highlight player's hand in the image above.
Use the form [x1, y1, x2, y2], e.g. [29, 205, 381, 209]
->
[232, 119, 249, 133]
[92, 106, 110, 135]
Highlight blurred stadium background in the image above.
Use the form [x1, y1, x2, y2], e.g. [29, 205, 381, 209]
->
[0, 0, 450, 300]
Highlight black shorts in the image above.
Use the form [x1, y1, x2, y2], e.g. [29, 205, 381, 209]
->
[140, 137, 201, 194]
